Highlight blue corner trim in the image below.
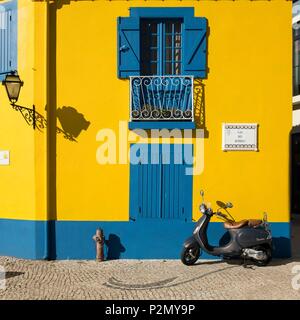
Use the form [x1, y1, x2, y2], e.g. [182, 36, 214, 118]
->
[128, 121, 196, 130]
[0, 219, 292, 260]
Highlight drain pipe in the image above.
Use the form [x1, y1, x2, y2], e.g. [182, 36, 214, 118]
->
[44, 0, 54, 260]
[40, 1, 50, 260]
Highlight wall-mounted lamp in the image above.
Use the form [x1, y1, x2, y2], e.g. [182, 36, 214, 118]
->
[2, 73, 23, 104]
[1, 71, 37, 129]
[0, 71, 77, 141]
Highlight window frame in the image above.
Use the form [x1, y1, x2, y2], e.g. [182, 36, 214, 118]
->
[140, 18, 183, 76]
[130, 7, 194, 78]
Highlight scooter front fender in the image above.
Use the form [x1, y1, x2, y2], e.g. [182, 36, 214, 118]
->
[183, 236, 198, 248]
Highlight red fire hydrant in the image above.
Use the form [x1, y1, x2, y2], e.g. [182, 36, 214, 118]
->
[92, 228, 105, 262]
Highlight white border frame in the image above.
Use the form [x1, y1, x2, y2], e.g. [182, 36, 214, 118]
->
[222, 123, 258, 152]
[0, 150, 10, 165]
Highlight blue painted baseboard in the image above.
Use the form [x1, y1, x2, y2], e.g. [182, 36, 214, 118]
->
[0, 218, 291, 260]
[0, 219, 47, 259]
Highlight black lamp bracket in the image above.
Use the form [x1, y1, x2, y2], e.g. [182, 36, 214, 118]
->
[11, 103, 37, 129]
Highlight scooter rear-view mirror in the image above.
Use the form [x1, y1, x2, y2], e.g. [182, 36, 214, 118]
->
[200, 190, 204, 201]
[216, 201, 227, 209]
[226, 202, 233, 209]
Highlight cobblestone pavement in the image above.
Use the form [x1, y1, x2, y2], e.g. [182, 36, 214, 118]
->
[1, 256, 300, 300]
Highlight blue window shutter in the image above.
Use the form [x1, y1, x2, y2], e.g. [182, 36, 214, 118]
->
[117, 17, 140, 79]
[183, 17, 207, 78]
[0, 0, 17, 80]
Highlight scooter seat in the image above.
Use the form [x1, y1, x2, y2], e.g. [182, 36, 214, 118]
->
[248, 219, 263, 227]
[224, 219, 263, 229]
[224, 219, 248, 229]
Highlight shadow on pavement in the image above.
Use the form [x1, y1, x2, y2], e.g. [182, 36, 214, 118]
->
[0, 271, 25, 279]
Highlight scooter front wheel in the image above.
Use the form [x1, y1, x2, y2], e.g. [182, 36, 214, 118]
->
[181, 244, 201, 266]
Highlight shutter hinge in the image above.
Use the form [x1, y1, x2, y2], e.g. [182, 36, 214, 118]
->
[207, 25, 210, 36]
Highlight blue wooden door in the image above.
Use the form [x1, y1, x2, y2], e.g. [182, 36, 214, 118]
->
[137, 147, 162, 219]
[129, 144, 193, 221]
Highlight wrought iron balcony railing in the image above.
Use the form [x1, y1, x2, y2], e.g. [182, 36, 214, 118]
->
[130, 75, 194, 121]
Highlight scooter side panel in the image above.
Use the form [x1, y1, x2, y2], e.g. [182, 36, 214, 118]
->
[236, 227, 271, 248]
[211, 229, 242, 256]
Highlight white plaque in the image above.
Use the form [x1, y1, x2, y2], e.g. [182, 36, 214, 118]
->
[0, 150, 10, 165]
[222, 123, 258, 151]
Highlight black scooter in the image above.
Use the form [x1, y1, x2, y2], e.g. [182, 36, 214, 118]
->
[181, 190, 272, 266]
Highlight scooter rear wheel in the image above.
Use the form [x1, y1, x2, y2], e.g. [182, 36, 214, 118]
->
[252, 245, 272, 266]
[181, 245, 201, 266]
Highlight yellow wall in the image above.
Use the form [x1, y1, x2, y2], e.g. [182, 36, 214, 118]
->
[0, 0, 292, 223]
[0, 0, 47, 220]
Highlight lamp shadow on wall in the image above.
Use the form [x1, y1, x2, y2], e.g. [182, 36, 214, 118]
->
[105, 234, 126, 260]
[56, 106, 91, 140]
[17, 105, 89, 142]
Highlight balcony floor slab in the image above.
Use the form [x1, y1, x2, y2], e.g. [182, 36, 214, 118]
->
[128, 121, 196, 130]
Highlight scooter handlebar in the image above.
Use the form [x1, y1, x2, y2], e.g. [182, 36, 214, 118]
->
[215, 212, 228, 220]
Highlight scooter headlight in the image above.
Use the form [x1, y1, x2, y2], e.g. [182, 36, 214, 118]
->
[199, 204, 207, 213]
